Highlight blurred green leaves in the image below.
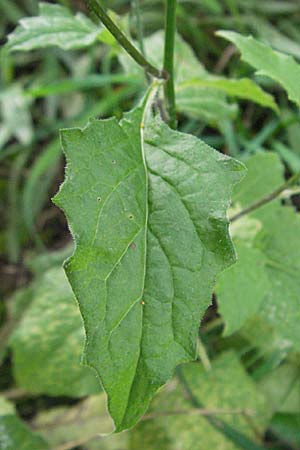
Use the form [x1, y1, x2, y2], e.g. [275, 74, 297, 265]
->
[10, 265, 100, 397]
[131, 351, 270, 450]
[218, 30, 300, 107]
[6, 2, 106, 51]
[217, 152, 300, 350]
[0, 85, 33, 149]
[0, 397, 48, 450]
[120, 31, 277, 125]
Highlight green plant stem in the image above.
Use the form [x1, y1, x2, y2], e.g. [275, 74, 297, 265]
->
[85, 0, 165, 80]
[230, 172, 300, 222]
[163, 0, 177, 129]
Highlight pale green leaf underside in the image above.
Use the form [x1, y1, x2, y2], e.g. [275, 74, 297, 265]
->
[54, 105, 244, 431]
[217, 30, 300, 107]
[6, 2, 102, 51]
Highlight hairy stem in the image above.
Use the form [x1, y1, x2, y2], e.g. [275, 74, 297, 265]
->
[230, 172, 300, 222]
[85, 0, 166, 79]
[163, 0, 177, 129]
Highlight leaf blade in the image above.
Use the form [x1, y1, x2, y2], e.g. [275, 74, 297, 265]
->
[54, 102, 245, 431]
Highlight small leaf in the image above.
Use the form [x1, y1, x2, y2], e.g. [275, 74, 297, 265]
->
[54, 97, 245, 431]
[6, 2, 103, 52]
[10, 267, 100, 397]
[216, 243, 270, 336]
[217, 30, 300, 107]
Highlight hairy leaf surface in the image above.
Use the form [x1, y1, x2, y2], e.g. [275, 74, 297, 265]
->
[217, 30, 300, 106]
[54, 102, 244, 431]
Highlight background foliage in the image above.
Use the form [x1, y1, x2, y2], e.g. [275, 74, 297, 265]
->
[1, 0, 300, 449]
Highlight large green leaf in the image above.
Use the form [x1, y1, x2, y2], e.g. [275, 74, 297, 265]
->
[54, 97, 244, 431]
[130, 351, 270, 449]
[0, 398, 48, 450]
[6, 2, 104, 51]
[10, 267, 100, 397]
[217, 30, 300, 107]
